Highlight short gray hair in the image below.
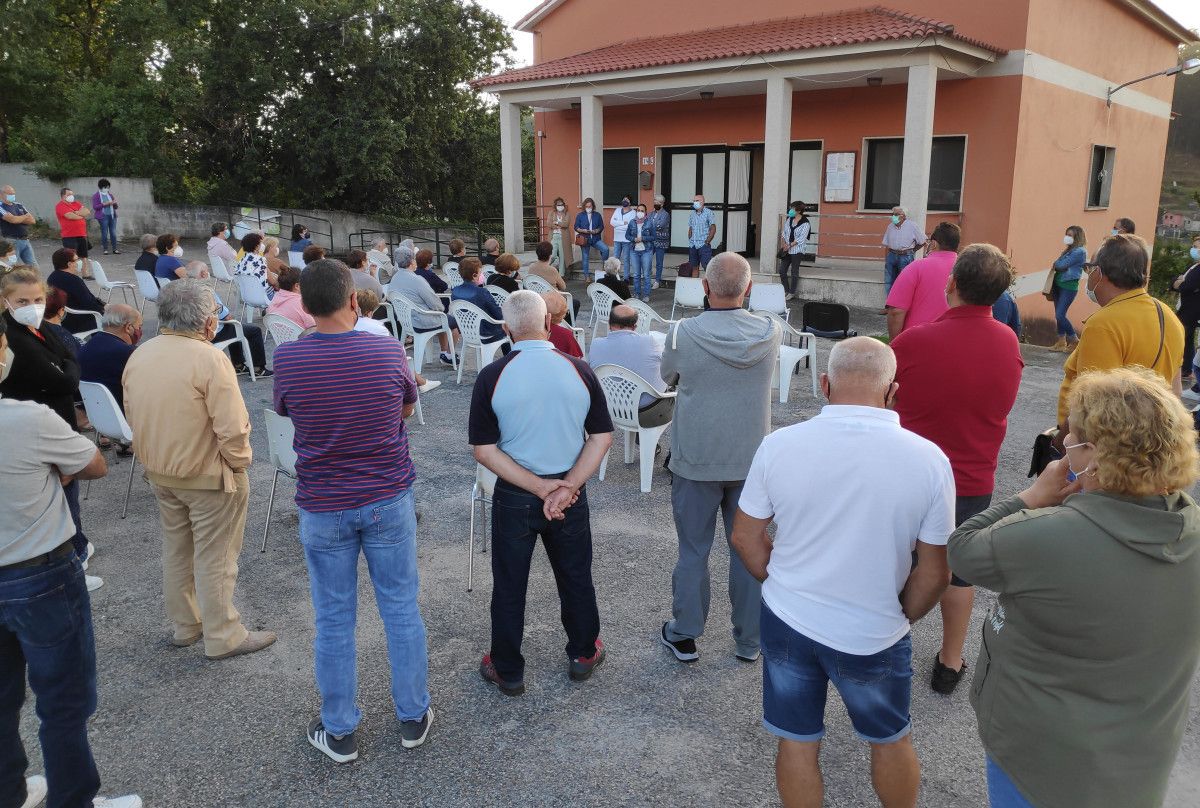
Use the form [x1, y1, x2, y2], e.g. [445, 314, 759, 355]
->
[371, 237, 388, 251]
[827, 336, 896, 391]
[705, 252, 751, 299]
[653, 194, 665, 204]
[158, 279, 215, 333]
[891, 205, 908, 216]
[101, 303, 139, 328]
[603, 256, 622, 278]
[140, 233, 157, 251]
[393, 244, 415, 269]
[184, 260, 209, 279]
[502, 290, 547, 337]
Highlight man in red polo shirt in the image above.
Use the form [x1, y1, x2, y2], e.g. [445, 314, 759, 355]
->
[55, 187, 93, 277]
[891, 243, 1023, 695]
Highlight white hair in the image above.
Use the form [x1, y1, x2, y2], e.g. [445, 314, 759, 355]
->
[101, 303, 139, 328]
[184, 260, 209, 279]
[892, 205, 908, 216]
[653, 194, 665, 204]
[393, 245, 415, 269]
[704, 252, 751, 299]
[371, 237, 388, 251]
[501, 290, 548, 337]
[158, 279, 214, 333]
[603, 256, 622, 278]
[827, 336, 896, 391]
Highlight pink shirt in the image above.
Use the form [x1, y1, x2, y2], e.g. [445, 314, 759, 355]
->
[885, 250, 956, 333]
[266, 289, 316, 330]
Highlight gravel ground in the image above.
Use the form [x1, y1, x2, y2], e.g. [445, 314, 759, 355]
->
[15, 238, 1200, 806]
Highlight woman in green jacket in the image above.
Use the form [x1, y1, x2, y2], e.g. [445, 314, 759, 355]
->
[949, 366, 1200, 808]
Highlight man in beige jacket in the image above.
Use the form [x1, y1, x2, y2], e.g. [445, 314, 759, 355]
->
[123, 279, 275, 659]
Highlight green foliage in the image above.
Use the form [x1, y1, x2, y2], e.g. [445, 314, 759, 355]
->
[1149, 238, 1194, 305]
[7, 0, 517, 220]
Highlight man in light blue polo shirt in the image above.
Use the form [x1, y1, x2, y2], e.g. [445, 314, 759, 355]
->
[687, 194, 717, 270]
[469, 290, 614, 696]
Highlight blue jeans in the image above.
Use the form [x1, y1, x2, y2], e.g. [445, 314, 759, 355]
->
[298, 489, 430, 736]
[97, 216, 117, 251]
[612, 240, 632, 270]
[579, 237, 608, 276]
[760, 603, 913, 744]
[490, 479, 600, 683]
[630, 248, 653, 298]
[63, 479, 88, 559]
[884, 251, 915, 296]
[11, 239, 36, 266]
[0, 554, 100, 808]
[688, 244, 713, 270]
[987, 757, 1037, 807]
[653, 246, 668, 282]
[1051, 285, 1077, 338]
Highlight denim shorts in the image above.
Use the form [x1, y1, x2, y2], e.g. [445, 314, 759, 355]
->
[760, 602, 913, 744]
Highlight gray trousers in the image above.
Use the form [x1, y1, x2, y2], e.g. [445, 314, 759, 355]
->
[665, 475, 761, 655]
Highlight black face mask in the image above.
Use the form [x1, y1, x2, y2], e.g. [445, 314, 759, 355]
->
[653, 204, 662, 210]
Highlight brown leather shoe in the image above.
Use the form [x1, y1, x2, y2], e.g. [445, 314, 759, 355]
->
[206, 630, 277, 660]
[171, 632, 202, 648]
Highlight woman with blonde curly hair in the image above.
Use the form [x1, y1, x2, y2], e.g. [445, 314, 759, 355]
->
[949, 366, 1200, 808]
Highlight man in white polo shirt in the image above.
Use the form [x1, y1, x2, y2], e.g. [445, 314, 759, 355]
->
[731, 336, 953, 808]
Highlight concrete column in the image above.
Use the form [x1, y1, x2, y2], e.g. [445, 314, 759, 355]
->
[759, 76, 794, 264]
[900, 62, 937, 234]
[579, 94, 604, 207]
[499, 99, 525, 253]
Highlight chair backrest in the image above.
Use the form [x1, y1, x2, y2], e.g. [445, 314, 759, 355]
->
[522, 275, 553, 294]
[262, 313, 304, 346]
[802, 302, 851, 335]
[674, 277, 706, 308]
[263, 408, 298, 477]
[388, 292, 420, 337]
[208, 253, 233, 282]
[487, 285, 510, 308]
[754, 309, 805, 344]
[90, 261, 111, 287]
[235, 274, 271, 308]
[134, 269, 160, 301]
[749, 284, 787, 316]
[450, 300, 498, 347]
[594, 364, 661, 431]
[287, 251, 305, 269]
[587, 283, 623, 319]
[476, 463, 497, 497]
[78, 381, 133, 443]
[625, 298, 671, 335]
[443, 261, 464, 288]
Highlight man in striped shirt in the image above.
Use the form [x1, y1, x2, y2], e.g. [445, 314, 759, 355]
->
[273, 259, 432, 764]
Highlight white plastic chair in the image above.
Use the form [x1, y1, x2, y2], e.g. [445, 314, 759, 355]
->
[263, 313, 304, 347]
[389, 293, 457, 374]
[212, 320, 257, 381]
[571, 325, 586, 358]
[757, 310, 819, 402]
[77, 382, 139, 519]
[443, 262, 464, 289]
[750, 283, 790, 323]
[467, 463, 497, 592]
[288, 251, 305, 269]
[487, 285, 510, 308]
[625, 298, 677, 335]
[450, 300, 509, 384]
[64, 308, 102, 341]
[671, 277, 706, 319]
[207, 253, 237, 299]
[594, 364, 676, 494]
[586, 282, 625, 341]
[260, 408, 297, 551]
[234, 274, 270, 323]
[134, 271, 160, 313]
[522, 275, 575, 326]
[90, 261, 137, 305]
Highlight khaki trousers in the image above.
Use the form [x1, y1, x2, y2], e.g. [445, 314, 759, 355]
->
[152, 473, 250, 656]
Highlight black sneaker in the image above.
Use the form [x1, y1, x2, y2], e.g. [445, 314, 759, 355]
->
[439, 352, 454, 367]
[307, 718, 358, 763]
[931, 653, 967, 695]
[254, 367, 274, 378]
[660, 622, 699, 662]
[399, 707, 433, 749]
[232, 363, 250, 376]
[480, 653, 525, 696]
[568, 638, 605, 681]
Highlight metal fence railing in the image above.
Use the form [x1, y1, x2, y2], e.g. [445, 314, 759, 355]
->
[225, 202, 334, 252]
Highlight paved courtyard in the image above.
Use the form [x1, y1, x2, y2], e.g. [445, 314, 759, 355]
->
[17, 240, 1200, 806]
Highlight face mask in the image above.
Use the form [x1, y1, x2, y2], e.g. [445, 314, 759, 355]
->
[4, 194, 14, 203]
[556, 205, 564, 212]
[692, 201, 702, 210]
[0, 346, 12, 383]
[787, 208, 796, 217]
[1110, 229, 1119, 236]
[891, 215, 901, 225]
[1063, 235, 1074, 246]
[129, 326, 143, 345]
[1085, 270, 1100, 304]
[635, 211, 645, 220]
[65, 195, 75, 204]
[585, 206, 593, 213]
[224, 229, 231, 239]
[8, 302, 45, 329]
[621, 199, 631, 208]
[1, 255, 12, 267]
[1191, 247, 1200, 262]
[653, 203, 662, 210]
[172, 245, 184, 258]
[1063, 442, 1092, 483]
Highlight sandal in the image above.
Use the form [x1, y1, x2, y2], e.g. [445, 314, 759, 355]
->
[97, 437, 113, 449]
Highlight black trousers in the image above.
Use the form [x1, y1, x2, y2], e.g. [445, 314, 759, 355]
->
[778, 252, 804, 294]
[213, 322, 266, 369]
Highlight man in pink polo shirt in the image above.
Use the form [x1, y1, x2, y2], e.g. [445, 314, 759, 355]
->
[885, 222, 961, 339]
[891, 243, 1023, 696]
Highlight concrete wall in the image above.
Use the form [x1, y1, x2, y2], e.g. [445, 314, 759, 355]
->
[0, 163, 157, 238]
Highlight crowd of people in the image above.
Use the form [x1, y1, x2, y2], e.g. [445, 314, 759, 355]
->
[1, 202, 1200, 808]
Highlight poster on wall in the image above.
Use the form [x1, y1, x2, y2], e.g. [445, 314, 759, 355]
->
[823, 152, 856, 203]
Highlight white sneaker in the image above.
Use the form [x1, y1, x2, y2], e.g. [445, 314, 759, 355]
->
[94, 797, 143, 808]
[21, 775, 47, 808]
[418, 380, 441, 394]
[86, 542, 96, 562]
[86, 575, 104, 592]
[652, 281, 660, 290]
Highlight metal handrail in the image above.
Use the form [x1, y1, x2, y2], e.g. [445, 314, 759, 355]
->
[225, 201, 334, 251]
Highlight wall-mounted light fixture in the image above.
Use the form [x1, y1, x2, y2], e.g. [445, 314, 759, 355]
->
[699, 91, 714, 101]
[570, 102, 581, 110]
[866, 77, 883, 87]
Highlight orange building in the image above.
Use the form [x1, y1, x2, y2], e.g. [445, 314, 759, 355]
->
[475, 1, 1196, 326]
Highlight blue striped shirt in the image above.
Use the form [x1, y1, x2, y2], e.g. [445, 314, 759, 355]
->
[273, 330, 417, 512]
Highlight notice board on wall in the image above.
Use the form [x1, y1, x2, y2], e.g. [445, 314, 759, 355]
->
[823, 151, 856, 203]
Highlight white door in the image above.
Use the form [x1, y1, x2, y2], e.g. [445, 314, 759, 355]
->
[789, 147, 822, 253]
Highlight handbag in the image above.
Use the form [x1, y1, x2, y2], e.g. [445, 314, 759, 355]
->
[1028, 428, 1059, 478]
[1041, 268, 1056, 299]
[574, 234, 587, 248]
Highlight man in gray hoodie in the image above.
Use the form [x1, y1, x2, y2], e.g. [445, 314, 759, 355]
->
[658, 252, 781, 663]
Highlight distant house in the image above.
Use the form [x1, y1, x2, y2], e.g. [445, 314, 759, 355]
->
[1163, 211, 1187, 228]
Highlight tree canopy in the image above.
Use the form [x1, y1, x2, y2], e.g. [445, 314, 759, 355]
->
[0, 0, 516, 222]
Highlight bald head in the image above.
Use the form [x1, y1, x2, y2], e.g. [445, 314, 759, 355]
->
[609, 304, 638, 331]
[540, 290, 567, 325]
[185, 260, 210, 280]
[704, 252, 752, 304]
[823, 336, 898, 408]
[483, 238, 500, 255]
[102, 303, 141, 331]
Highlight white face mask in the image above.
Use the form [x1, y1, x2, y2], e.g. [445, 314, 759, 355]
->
[693, 201, 702, 210]
[1085, 269, 1100, 304]
[0, 346, 12, 383]
[1110, 229, 1119, 236]
[585, 206, 593, 213]
[172, 245, 184, 258]
[8, 302, 45, 329]
[555, 205, 564, 212]
[636, 211, 645, 220]
[1063, 235, 1074, 246]
[64, 194, 75, 204]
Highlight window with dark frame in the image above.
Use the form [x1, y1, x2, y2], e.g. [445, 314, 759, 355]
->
[602, 148, 639, 207]
[1087, 145, 1116, 208]
[863, 136, 967, 212]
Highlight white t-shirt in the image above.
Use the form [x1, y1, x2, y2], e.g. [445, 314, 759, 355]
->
[739, 404, 955, 655]
[354, 317, 390, 336]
